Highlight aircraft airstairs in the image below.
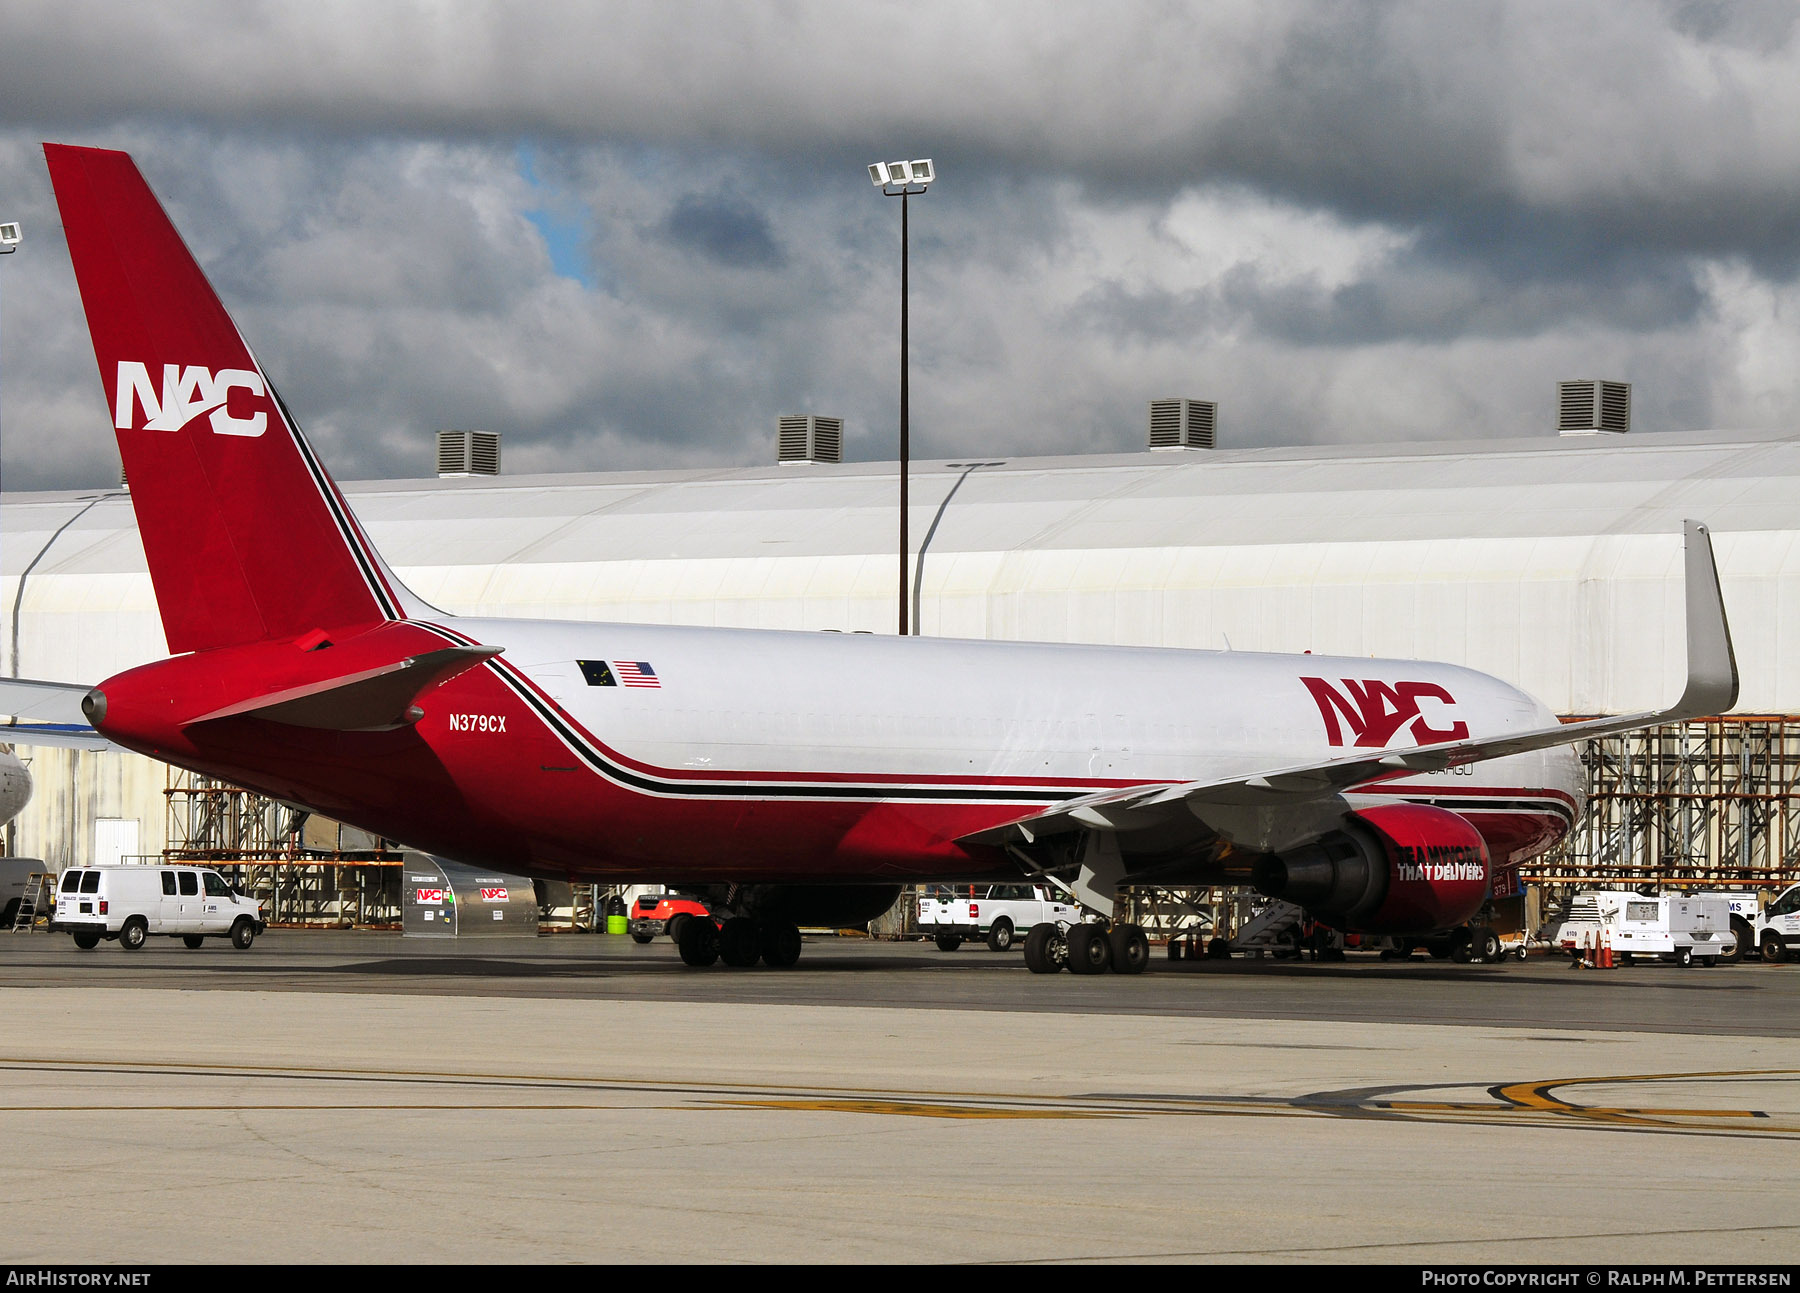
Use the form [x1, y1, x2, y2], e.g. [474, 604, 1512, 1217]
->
[1228, 898, 1310, 956]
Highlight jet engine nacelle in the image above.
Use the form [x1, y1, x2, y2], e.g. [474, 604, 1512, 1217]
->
[0, 748, 32, 828]
[1251, 803, 1490, 935]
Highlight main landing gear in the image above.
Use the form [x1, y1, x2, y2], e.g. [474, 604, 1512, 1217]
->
[676, 912, 803, 969]
[1022, 921, 1149, 976]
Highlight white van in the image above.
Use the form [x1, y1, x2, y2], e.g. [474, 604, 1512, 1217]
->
[53, 865, 266, 950]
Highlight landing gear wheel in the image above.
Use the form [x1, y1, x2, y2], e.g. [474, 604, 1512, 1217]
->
[666, 914, 690, 946]
[630, 933, 654, 945]
[1471, 926, 1502, 964]
[1702, 956, 1719, 967]
[230, 918, 256, 950]
[760, 921, 802, 968]
[1206, 937, 1232, 959]
[1108, 923, 1149, 975]
[1448, 928, 1474, 963]
[1023, 923, 1064, 974]
[719, 916, 761, 968]
[0, 899, 18, 929]
[986, 919, 1015, 953]
[934, 933, 963, 952]
[1064, 924, 1112, 975]
[1763, 937, 1787, 964]
[677, 916, 719, 967]
[183, 935, 204, 949]
[72, 931, 99, 950]
[118, 917, 147, 951]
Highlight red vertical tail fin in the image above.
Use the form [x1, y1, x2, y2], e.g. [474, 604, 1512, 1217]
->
[45, 143, 405, 654]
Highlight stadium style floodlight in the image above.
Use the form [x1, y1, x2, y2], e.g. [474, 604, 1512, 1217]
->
[868, 160, 934, 635]
[868, 160, 936, 190]
[0, 222, 19, 253]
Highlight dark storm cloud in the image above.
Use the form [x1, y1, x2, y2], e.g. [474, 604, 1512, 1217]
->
[661, 193, 784, 270]
[0, 2, 1797, 492]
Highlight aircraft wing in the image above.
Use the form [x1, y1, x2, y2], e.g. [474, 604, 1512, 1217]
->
[962, 519, 1736, 853]
[0, 677, 115, 751]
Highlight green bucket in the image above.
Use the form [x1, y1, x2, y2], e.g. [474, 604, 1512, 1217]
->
[605, 914, 628, 935]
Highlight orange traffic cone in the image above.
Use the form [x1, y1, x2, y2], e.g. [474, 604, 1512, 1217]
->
[1601, 928, 1613, 969]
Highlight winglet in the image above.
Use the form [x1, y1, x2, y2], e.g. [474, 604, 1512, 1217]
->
[1674, 519, 1738, 718]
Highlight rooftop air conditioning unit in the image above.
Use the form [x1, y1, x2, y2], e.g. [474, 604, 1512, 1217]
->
[437, 429, 501, 477]
[1148, 398, 1216, 451]
[1557, 380, 1630, 435]
[777, 415, 843, 465]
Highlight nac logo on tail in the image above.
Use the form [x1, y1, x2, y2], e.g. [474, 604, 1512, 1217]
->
[1301, 677, 1470, 748]
[113, 362, 267, 437]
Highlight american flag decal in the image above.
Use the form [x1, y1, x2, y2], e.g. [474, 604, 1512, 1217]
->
[614, 661, 661, 689]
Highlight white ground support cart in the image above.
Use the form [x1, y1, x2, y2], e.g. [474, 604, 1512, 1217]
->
[1541, 890, 1736, 966]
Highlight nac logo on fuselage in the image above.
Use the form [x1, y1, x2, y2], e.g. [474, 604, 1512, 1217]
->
[1301, 677, 1470, 748]
[113, 361, 268, 437]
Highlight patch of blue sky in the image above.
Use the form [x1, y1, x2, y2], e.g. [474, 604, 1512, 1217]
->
[517, 143, 596, 288]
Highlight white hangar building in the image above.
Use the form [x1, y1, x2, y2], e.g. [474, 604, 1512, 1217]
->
[5, 424, 1800, 894]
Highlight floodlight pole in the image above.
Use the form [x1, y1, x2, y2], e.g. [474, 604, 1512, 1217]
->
[0, 225, 12, 508]
[0, 224, 14, 650]
[899, 188, 911, 636]
[878, 179, 928, 636]
[0, 223, 13, 858]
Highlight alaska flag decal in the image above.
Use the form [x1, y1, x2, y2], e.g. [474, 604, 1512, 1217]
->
[577, 660, 616, 687]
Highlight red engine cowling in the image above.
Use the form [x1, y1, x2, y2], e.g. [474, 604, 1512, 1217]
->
[1250, 803, 1491, 935]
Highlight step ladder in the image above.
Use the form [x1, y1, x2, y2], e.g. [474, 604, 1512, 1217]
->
[9, 873, 56, 932]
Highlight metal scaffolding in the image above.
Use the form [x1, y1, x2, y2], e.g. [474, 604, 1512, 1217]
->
[163, 767, 404, 927]
[1530, 718, 1800, 894]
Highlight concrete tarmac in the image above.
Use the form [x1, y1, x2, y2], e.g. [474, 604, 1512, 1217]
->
[3, 931, 1798, 1265]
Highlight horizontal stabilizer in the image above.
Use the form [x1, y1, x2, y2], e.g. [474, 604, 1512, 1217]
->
[189, 645, 502, 732]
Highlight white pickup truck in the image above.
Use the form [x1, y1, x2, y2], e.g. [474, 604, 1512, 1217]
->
[918, 883, 1082, 952]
